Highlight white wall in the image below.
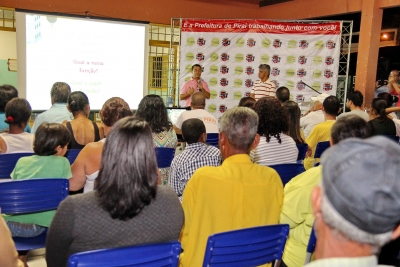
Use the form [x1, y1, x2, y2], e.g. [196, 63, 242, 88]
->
[0, 31, 17, 59]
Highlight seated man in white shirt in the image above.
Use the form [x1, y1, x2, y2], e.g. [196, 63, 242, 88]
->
[300, 93, 330, 138]
[174, 92, 218, 134]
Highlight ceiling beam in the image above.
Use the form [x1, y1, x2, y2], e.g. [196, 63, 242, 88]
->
[259, 0, 293, 8]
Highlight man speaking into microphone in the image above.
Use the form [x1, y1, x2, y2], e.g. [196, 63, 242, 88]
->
[180, 64, 210, 107]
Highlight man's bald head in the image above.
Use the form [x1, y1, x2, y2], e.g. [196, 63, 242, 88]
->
[191, 92, 205, 109]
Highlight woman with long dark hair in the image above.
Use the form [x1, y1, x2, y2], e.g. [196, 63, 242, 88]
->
[283, 100, 305, 144]
[368, 98, 396, 136]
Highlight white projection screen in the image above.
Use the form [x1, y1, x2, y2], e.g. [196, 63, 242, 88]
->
[16, 10, 149, 111]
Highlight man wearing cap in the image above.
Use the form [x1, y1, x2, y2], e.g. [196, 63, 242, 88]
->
[306, 136, 400, 266]
[338, 90, 369, 121]
[300, 93, 330, 139]
[180, 64, 210, 107]
[250, 64, 276, 100]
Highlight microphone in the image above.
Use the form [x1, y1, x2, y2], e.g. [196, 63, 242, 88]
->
[198, 79, 202, 91]
[300, 80, 321, 94]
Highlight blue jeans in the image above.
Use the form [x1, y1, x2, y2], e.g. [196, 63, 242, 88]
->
[6, 221, 46, 237]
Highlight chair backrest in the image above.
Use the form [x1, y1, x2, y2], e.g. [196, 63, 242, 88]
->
[206, 133, 219, 147]
[296, 143, 308, 162]
[0, 152, 34, 179]
[305, 227, 316, 264]
[313, 141, 330, 166]
[202, 224, 289, 267]
[65, 149, 82, 165]
[269, 163, 306, 186]
[155, 147, 175, 168]
[0, 178, 69, 214]
[68, 241, 181, 267]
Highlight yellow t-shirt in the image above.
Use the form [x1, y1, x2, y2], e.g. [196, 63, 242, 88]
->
[304, 120, 335, 170]
[180, 154, 284, 267]
[280, 166, 322, 267]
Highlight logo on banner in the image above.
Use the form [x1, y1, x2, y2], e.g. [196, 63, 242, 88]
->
[324, 82, 332, 91]
[220, 78, 229, 86]
[220, 65, 229, 74]
[325, 56, 334, 65]
[245, 91, 251, 97]
[210, 53, 218, 62]
[313, 82, 321, 91]
[235, 53, 244, 62]
[297, 81, 305, 90]
[297, 68, 307, 77]
[296, 94, 304, 102]
[210, 90, 217, 99]
[246, 54, 255, 62]
[186, 37, 195, 46]
[222, 38, 231, 47]
[219, 90, 228, 99]
[288, 40, 297, 48]
[235, 66, 243, 75]
[245, 79, 254, 88]
[211, 37, 219, 46]
[324, 69, 333, 78]
[196, 53, 205, 61]
[326, 40, 336, 49]
[271, 67, 280, 76]
[210, 65, 218, 74]
[271, 80, 279, 87]
[272, 54, 281, 64]
[234, 78, 243, 87]
[247, 38, 256, 47]
[208, 104, 216, 113]
[273, 39, 282, 48]
[234, 91, 242, 100]
[298, 56, 307, 65]
[245, 66, 254, 75]
[236, 38, 245, 47]
[219, 104, 227, 113]
[221, 53, 230, 62]
[197, 37, 206, 46]
[299, 40, 309, 49]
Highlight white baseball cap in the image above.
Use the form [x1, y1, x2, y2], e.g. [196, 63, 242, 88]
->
[311, 93, 331, 103]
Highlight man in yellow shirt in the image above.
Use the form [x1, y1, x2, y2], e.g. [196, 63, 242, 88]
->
[304, 96, 340, 170]
[180, 107, 284, 267]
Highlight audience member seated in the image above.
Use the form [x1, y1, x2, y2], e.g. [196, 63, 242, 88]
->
[337, 90, 369, 121]
[300, 93, 329, 138]
[0, 216, 23, 267]
[31, 82, 73, 134]
[136, 95, 177, 185]
[305, 136, 400, 267]
[0, 98, 34, 154]
[368, 98, 396, 136]
[280, 115, 371, 267]
[180, 107, 283, 267]
[377, 92, 398, 118]
[168, 119, 221, 202]
[386, 106, 400, 136]
[283, 100, 305, 144]
[63, 91, 104, 149]
[4, 123, 71, 266]
[250, 97, 298, 166]
[46, 116, 184, 267]
[0, 84, 30, 133]
[304, 96, 340, 170]
[174, 92, 218, 134]
[69, 97, 133, 192]
[238, 96, 256, 109]
[276, 86, 290, 104]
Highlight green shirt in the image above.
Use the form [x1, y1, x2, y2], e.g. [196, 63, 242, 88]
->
[4, 155, 72, 227]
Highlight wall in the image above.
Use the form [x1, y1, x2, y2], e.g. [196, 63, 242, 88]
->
[0, 31, 17, 87]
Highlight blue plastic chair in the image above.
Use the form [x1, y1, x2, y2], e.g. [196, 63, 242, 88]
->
[154, 147, 175, 168]
[68, 241, 181, 267]
[202, 224, 290, 267]
[313, 141, 330, 167]
[65, 149, 82, 165]
[296, 143, 308, 163]
[269, 163, 306, 186]
[0, 178, 69, 251]
[206, 133, 219, 147]
[305, 227, 316, 264]
[0, 152, 34, 179]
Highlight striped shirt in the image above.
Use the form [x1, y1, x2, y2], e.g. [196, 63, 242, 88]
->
[250, 134, 298, 166]
[251, 79, 277, 100]
[304, 255, 379, 267]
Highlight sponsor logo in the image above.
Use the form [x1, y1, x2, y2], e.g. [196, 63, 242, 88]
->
[326, 40, 336, 49]
[246, 54, 255, 62]
[325, 56, 334, 65]
[245, 66, 254, 75]
[272, 54, 281, 64]
[298, 55, 307, 65]
[221, 53, 230, 62]
[197, 37, 206, 46]
[245, 79, 254, 88]
[219, 90, 228, 99]
[247, 38, 256, 47]
[219, 104, 227, 113]
[297, 68, 307, 77]
[324, 69, 333, 78]
[324, 82, 332, 91]
[220, 78, 229, 86]
[296, 94, 304, 102]
[299, 40, 309, 49]
[297, 81, 305, 90]
[245, 91, 251, 97]
[273, 39, 282, 48]
[271, 67, 280, 76]
[222, 38, 231, 47]
[220, 65, 229, 74]
[196, 53, 205, 61]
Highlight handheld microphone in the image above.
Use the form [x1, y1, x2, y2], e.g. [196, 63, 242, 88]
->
[198, 79, 202, 91]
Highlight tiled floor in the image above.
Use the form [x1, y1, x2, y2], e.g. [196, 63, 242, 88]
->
[27, 249, 46, 267]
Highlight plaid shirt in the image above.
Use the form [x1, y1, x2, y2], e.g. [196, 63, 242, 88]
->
[168, 142, 221, 201]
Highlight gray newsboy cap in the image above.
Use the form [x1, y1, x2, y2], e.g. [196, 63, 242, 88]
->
[320, 136, 400, 245]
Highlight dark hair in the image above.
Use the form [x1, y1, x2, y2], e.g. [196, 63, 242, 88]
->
[67, 91, 89, 113]
[182, 118, 206, 144]
[96, 116, 158, 220]
[50, 82, 71, 103]
[276, 87, 290, 103]
[34, 123, 71, 156]
[323, 96, 341, 116]
[371, 98, 389, 122]
[191, 64, 202, 71]
[0, 84, 18, 112]
[136, 95, 172, 133]
[191, 92, 205, 108]
[283, 100, 305, 144]
[259, 64, 271, 75]
[347, 90, 364, 107]
[5, 98, 31, 128]
[238, 97, 256, 109]
[254, 97, 288, 143]
[377, 92, 398, 107]
[100, 97, 133, 127]
[331, 115, 371, 144]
